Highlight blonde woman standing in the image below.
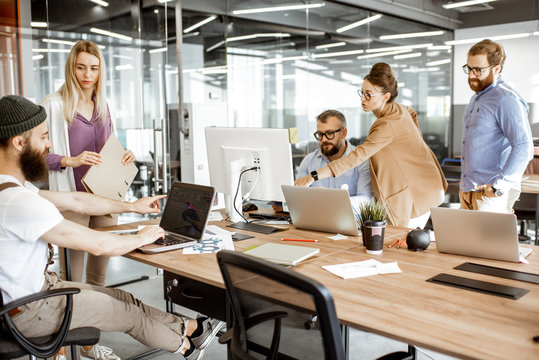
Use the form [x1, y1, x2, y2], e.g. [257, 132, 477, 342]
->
[41, 40, 133, 360]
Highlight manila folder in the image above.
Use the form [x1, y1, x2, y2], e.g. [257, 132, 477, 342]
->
[81, 134, 138, 201]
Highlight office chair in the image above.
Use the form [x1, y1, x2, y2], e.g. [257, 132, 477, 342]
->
[216, 251, 412, 360]
[0, 287, 100, 360]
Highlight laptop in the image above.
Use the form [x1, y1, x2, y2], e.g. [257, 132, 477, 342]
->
[139, 182, 215, 253]
[430, 207, 532, 262]
[281, 185, 359, 236]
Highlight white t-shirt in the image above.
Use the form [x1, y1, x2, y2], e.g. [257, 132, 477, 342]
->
[0, 175, 63, 303]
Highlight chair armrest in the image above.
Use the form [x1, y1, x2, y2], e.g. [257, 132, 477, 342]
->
[0, 287, 80, 358]
[0, 288, 80, 316]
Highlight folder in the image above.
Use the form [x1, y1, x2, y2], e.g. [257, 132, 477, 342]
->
[244, 243, 320, 266]
[81, 134, 138, 201]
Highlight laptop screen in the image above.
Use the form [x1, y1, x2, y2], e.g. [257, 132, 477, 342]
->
[160, 183, 215, 240]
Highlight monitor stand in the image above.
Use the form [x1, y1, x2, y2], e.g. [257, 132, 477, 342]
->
[228, 221, 285, 235]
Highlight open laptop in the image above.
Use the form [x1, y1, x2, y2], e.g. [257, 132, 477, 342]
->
[139, 182, 215, 253]
[281, 185, 359, 236]
[431, 207, 532, 262]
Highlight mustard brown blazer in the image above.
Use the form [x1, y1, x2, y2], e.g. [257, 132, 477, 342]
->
[327, 102, 448, 227]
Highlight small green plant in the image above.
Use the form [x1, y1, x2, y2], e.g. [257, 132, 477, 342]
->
[358, 198, 387, 227]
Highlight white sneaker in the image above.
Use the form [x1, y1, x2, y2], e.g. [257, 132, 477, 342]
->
[80, 344, 121, 360]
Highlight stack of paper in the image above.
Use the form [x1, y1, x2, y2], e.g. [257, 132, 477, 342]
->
[322, 259, 401, 279]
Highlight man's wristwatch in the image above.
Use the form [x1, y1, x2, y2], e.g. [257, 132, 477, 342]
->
[492, 185, 504, 196]
[310, 170, 319, 181]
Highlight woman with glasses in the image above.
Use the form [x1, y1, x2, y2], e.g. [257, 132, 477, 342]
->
[295, 63, 447, 228]
[40, 40, 133, 360]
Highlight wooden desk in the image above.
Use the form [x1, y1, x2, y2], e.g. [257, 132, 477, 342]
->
[114, 221, 539, 360]
[521, 174, 539, 245]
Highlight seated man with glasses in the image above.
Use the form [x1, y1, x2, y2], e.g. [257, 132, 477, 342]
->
[297, 109, 373, 218]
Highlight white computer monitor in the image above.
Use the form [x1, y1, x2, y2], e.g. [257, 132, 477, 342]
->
[205, 127, 294, 216]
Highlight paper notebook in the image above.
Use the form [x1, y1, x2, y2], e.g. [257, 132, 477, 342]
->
[81, 134, 138, 201]
[244, 243, 320, 266]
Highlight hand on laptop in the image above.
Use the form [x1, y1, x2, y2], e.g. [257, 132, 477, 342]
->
[294, 175, 314, 187]
[131, 195, 167, 214]
[138, 225, 165, 245]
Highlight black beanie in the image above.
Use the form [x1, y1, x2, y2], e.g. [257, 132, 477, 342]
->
[0, 95, 47, 139]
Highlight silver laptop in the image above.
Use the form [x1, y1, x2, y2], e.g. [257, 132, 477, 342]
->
[139, 182, 215, 253]
[431, 207, 532, 262]
[281, 185, 359, 236]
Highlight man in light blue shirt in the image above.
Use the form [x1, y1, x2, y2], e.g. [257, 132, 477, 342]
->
[297, 109, 373, 218]
[460, 39, 533, 212]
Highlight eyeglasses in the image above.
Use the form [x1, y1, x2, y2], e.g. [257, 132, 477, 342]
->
[357, 89, 384, 101]
[313, 128, 343, 141]
[462, 64, 495, 76]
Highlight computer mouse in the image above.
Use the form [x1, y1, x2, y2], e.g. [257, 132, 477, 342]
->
[242, 203, 258, 212]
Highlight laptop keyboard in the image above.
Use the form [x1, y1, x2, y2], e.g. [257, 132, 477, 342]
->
[155, 235, 191, 246]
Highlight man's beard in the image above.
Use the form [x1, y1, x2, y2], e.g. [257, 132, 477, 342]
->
[320, 141, 341, 157]
[468, 70, 494, 92]
[19, 143, 48, 182]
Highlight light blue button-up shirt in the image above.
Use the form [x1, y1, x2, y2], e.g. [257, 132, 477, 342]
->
[460, 78, 533, 192]
[297, 140, 374, 217]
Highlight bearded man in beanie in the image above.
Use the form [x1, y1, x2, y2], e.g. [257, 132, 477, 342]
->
[0, 95, 223, 360]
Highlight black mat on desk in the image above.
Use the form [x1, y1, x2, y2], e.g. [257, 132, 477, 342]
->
[455, 262, 539, 285]
[427, 273, 529, 299]
[228, 221, 285, 234]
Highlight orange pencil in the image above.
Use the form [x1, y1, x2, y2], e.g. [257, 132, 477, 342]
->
[397, 238, 407, 248]
[282, 238, 319, 243]
[388, 238, 400, 248]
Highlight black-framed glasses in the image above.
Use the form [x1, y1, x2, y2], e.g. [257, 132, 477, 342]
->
[462, 64, 495, 76]
[357, 89, 384, 101]
[313, 128, 343, 141]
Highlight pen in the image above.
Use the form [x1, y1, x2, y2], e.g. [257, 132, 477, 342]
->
[397, 239, 406, 248]
[282, 238, 319, 243]
[388, 238, 400, 248]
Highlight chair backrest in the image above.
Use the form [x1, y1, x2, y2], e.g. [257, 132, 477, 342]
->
[217, 250, 345, 360]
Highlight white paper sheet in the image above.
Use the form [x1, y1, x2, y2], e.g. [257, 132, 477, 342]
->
[328, 233, 348, 240]
[183, 225, 235, 254]
[322, 259, 401, 279]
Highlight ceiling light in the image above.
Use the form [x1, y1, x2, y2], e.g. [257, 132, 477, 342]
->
[281, 74, 297, 80]
[380, 31, 444, 40]
[442, 0, 497, 10]
[402, 67, 440, 73]
[149, 47, 167, 54]
[233, 3, 325, 15]
[263, 55, 309, 64]
[32, 48, 71, 53]
[157, 0, 173, 3]
[534, 31, 539, 36]
[184, 15, 217, 33]
[312, 49, 365, 59]
[398, 82, 405, 87]
[393, 52, 422, 59]
[337, 14, 382, 33]
[315, 42, 346, 49]
[445, 33, 530, 45]
[89, 0, 109, 7]
[115, 64, 133, 71]
[42, 39, 76, 46]
[90, 27, 132, 41]
[329, 59, 354, 64]
[429, 45, 451, 50]
[32, 55, 44, 60]
[206, 33, 290, 52]
[357, 49, 411, 60]
[31, 22, 47, 28]
[366, 43, 432, 53]
[426, 59, 451, 66]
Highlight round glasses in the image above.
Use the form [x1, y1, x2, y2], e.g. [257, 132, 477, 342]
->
[313, 128, 343, 141]
[462, 64, 494, 77]
[357, 89, 384, 101]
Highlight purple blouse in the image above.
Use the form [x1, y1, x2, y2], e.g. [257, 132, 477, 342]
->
[46, 106, 111, 192]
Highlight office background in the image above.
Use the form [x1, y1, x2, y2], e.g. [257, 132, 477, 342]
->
[1, 0, 538, 188]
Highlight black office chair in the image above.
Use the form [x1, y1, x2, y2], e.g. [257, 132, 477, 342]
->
[216, 251, 412, 360]
[0, 287, 100, 360]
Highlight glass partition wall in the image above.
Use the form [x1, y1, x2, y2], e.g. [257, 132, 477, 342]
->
[11, 0, 453, 195]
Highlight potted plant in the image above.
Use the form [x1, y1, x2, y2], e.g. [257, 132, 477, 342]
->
[359, 199, 388, 254]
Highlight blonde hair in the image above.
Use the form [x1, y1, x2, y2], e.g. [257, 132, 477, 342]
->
[59, 40, 107, 125]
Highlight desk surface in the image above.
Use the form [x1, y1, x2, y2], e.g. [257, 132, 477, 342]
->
[521, 174, 539, 194]
[111, 220, 539, 360]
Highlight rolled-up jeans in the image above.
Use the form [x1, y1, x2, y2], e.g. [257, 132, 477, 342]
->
[11, 272, 189, 352]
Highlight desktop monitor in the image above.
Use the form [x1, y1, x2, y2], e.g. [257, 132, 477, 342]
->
[205, 127, 294, 211]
